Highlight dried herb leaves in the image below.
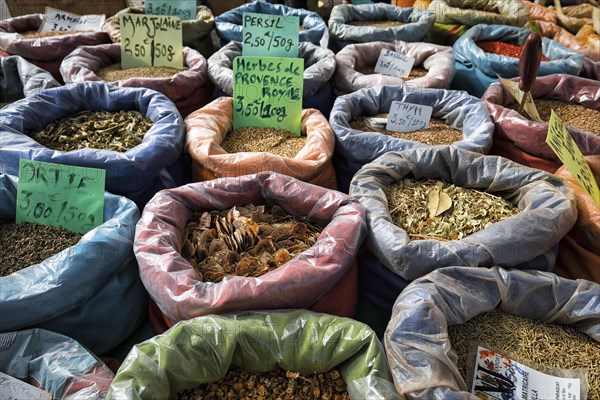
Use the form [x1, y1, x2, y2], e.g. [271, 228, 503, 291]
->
[96, 64, 186, 81]
[221, 127, 306, 158]
[388, 179, 520, 241]
[182, 204, 322, 283]
[31, 110, 153, 152]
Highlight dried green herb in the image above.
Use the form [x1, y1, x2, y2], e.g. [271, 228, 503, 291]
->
[31, 110, 153, 152]
[221, 127, 306, 158]
[387, 179, 520, 241]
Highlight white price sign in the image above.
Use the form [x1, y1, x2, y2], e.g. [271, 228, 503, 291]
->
[374, 49, 415, 78]
[38, 7, 105, 33]
[386, 101, 433, 133]
[0, 371, 52, 400]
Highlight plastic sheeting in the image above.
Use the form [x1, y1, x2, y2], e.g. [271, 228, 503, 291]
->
[349, 147, 577, 281]
[328, 4, 435, 52]
[0, 329, 114, 400]
[0, 82, 185, 207]
[329, 85, 494, 193]
[215, 1, 326, 46]
[103, 6, 215, 58]
[428, 0, 529, 27]
[452, 24, 584, 97]
[59, 43, 211, 118]
[532, 20, 600, 62]
[0, 173, 147, 355]
[333, 40, 455, 95]
[185, 96, 337, 189]
[384, 266, 600, 398]
[481, 74, 600, 171]
[135, 172, 366, 324]
[207, 41, 336, 117]
[108, 310, 400, 400]
[0, 55, 59, 103]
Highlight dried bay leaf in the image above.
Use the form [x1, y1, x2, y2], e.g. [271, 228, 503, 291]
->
[427, 187, 453, 217]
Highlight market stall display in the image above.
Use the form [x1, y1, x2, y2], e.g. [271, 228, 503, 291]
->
[135, 172, 365, 326]
[0, 328, 114, 399]
[329, 85, 493, 193]
[108, 310, 400, 400]
[328, 4, 435, 52]
[0, 55, 60, 106]
[0, 173, 147, 355]
[104, 6, 215, 58]
[215, 1, 326, 46]
[428, 0, 529, 27]
[452, 24, 583, 97]
[385, 266, 600, 398]
[482, 73, 600, 173]
[208, 41, 336, 117]
[0, 82, 186, 207]
[60, 43, 211, 118]
[185, 96, 337, 189]
[333, 40, 455, 95]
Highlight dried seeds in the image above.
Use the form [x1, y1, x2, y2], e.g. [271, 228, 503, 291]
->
[20, 30, 90, 38]
[31, 110, 153, 152]
[509, 99, 600, 135]
[448, 309, 600, 398]
[387, 179, 520, 241]
[347, 20, 404, 28]
[176, 367, 350, 400]
[182, 204, 322, 283]
[0, 222, 82, 277]
[96, 64, 186, 81]
[221, 127, 306, 158]
[349, 113, 463, 145]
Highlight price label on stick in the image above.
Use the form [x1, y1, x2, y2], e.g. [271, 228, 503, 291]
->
[16, 159, 106, 234]
[120, 13, 183, 69]
[242, 12, 299, 58]
[546, 110, 600, 206]
[374, 49, 415, 78]
[498, 76, 543, 123]
[233, 56, 303, 135]
[38, 7, 105, 34]
[386, 101, 433, 133]
[146, 0, 196, 21]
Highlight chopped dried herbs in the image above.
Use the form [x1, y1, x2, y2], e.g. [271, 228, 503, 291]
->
[347, 20, 404, 28]
[509, 99, 600, 135]
[221, 127, 306, 158]
[96, 64, 185, 81]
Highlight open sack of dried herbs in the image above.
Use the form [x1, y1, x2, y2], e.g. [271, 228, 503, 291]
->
[0, 14, 111, 81]
[208, 41, 336, 118]
[349, 147, 577, 286]
[104, 6, 215, 58]
[482, 73, 600, 173]
[0, 328, 114, 400]
[327, 4, 435, 52]
[384, 266, 600, 399]
[60, 44, 211, 118]
[135, 172, 366, 328]
[333, 40, 455, 96]
[215, 1, 326, 47]
[530, 20, 600, 62]
[184, 96, 337, 189]
[108, 310, 401, 400]
[427, 0, 529, 28]
[451, 24, 583, 97]
[552, 155, 600, 285]
[0, 55, 60, 107]
[0, 173, 147, 355]
[0, 81, 186, 207]
[329, 85, 493, 193]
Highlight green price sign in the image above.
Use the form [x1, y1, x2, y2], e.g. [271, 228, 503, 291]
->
[145, 0, 196, 21]
[120, 13, 183, 69]
[242, 12, 299, 58]
[233, 56, 304, 136]
[16, 159, 106, 234]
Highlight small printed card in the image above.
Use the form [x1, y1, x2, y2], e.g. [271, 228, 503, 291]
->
[374, 49, 415, 78]
[386, 101, 432, 133]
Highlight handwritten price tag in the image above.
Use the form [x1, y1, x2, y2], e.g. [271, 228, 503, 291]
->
[16, 160, 106, 234]
[146, 0, 196, 21]
[0, 372, 51, 400]
[374, 49, 415, 78]
[38, 7, 105, 34]
[233, 56, 304, 135]
[120, 13, 183, 69]
[546, 110, 600, 206]
[242, 12, 299, 58]
[386, 101, 433, 133]
[498, 76, 543, 123]
[593, 7, 600, 35]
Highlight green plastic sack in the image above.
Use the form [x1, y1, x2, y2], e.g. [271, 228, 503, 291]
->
[428, 0, 529, 27]
[108, 310, 401, 400]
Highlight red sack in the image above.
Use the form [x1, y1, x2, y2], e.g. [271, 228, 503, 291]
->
[135, 172, 365, 325]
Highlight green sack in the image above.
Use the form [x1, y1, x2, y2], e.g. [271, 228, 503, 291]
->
[428, 0, 529, 27]
[108, 310, 401, 400]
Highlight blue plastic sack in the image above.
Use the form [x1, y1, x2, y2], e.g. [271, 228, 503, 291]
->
[451, 24, 584, 97]
[328, 4, 435, 52]
[0, 82, 185, 207]
[329, 85, 494, 193]
[215, 1, 326, 46]
[1, 56, 60, 104]
[0, 173, 147, 355]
